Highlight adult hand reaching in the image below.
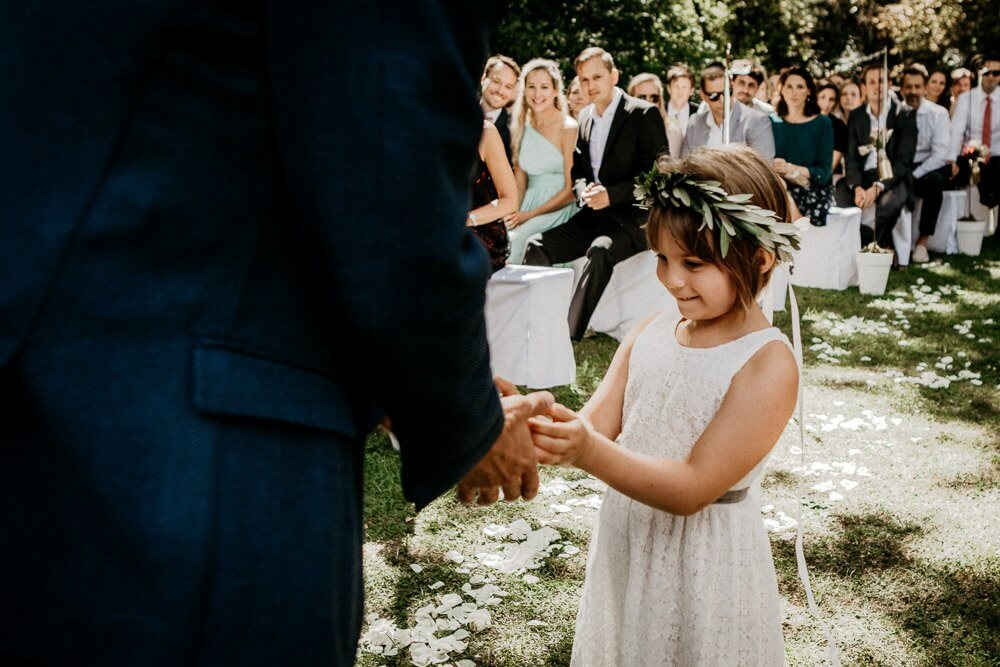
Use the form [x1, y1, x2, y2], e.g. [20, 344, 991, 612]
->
[457, 377, 554, 505]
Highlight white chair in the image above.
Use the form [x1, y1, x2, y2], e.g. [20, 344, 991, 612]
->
[485, 265, 576, 388]
[860, 205, 912, 266]
[789, 207, 862, 290]
[911, 191, 964, 254]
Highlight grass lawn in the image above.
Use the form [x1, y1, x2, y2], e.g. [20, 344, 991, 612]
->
[358, 240, 999, 666]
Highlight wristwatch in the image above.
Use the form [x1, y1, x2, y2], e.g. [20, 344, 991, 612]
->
[874, 181, 885, 191]
[467, 211, 478, 226]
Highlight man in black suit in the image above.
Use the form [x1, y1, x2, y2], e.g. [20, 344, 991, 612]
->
[0, 2, 552, 665]
[524, 47, 668, 340]
[836, 63, 918, 250]
[480, 54, 520, 162]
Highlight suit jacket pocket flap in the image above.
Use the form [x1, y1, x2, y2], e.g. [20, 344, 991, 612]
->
[192, 342, 358, 437]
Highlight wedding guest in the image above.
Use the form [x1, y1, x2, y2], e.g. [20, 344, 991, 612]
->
[927, 69, 949, 108]
[839, 79, 865, 117]
[523, 47, 667, 340]
[683, 63, 775, 160]
[827, 72, 847, 89]
[469, 120, 517, 272]
[732, 58, 774, 114]
[949, 67, 973, 118]
[666, 65, 699, 136]
[771, 67, 834, 226]
[817, 80, 848, 175]
[567, 76, 588, 120]
[629, 72, 683, 157]
[480, 54, 521, 161]
[530, 146, 798, 666]
[504, 58, 579, 264]
[950, 54, 1000, 211]
[902, 64, 953, 263]
[836, 63, 917, 251]
[768, 71, 783, 108]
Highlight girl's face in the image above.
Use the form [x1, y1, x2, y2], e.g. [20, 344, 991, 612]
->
[525, 68, 557, 114]
[817, 87, 837, 115]
[840, 83, 863, 112]
[654, 228, 738, 322]
[780, 74, 810, 111]
[927, 72, 946, 100]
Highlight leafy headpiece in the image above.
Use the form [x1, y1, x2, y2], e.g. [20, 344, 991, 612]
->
[634, 157, 800, 264]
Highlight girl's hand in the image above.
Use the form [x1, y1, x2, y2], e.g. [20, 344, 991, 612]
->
[528, 403, 596, 467]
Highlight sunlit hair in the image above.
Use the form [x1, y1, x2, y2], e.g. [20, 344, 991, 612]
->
[666, 65, 694, 88]
[574, 47, 615, 73]
[644, 146, 790, 314]
[700, 63, 726, 93]
[776, 66, 821, 117]
[509, 58, 568, 165]
[627, 72, 667, 121]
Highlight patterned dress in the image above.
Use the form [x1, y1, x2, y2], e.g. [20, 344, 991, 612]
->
[571, 312, 789, 666]
[470, 156, 510, 274]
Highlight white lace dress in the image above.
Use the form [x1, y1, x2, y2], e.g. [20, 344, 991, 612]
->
[571, 312, 789, 666]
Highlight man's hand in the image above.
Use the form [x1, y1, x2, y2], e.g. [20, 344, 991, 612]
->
[950, 162, 959, 179]
[854, 184, 878, 209]
[456, 377, 554, 506]
[582, 184, 610, 210]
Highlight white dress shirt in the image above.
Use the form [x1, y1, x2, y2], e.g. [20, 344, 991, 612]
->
[667, 101, 691, 135]
[864, 98, 892, 172]
[705, 111, 723, 148]
[484, 107, 502, 124]
[950, 87, 1000, 158]
[912, 100, 951, 179]
[588, 87, 623, 183]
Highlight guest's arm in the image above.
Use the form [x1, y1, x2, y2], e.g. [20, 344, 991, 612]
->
[913, 109, 951, 180]
[949, 92, 970, 159]
[469, 123, 517, 224]
[807, 116, 834, 185]
[844, 110, 863, 191]
[749, 113, 775, 161]
[885, 109, 917, 191]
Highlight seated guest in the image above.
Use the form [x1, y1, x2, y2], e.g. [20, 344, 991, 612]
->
[480, 55, 521, 161]
[817, 80, 848, 175]
[771, 67, 834, 226]
[836, 63, 917, 251]
[732, 58, 774, 114]
[839, 78, 865, 117]
[827, 72, 847, 89]
[901, 64, 953, 263]
[927, 69, 949, 109]
[949, 67, 972, 117]
[628, 72, 682, 157]
[523, 47, 666, 340]
[665, 65, 699, 136]
[469, 121, 517, 273]
[567, 76, 588, 120]
[683, 63, 775, 159]
[505, 59, 579, 264]
[950, 54, 1000, 210]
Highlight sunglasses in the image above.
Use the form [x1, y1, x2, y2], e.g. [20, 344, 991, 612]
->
[705, 91, 724, 101]
[984, 69, 1000, 77]
[638, 93, 661, 103]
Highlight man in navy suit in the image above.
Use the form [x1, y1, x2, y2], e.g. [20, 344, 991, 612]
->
[0, 2, 551, 665]
[480, 54, 520, 162]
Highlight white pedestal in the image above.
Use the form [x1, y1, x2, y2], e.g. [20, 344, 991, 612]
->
[789, 207, 862, 290]
[860, 206, 912, 266]
[485, 265, 576, 388]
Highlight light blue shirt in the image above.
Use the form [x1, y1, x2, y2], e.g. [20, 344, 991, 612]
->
[588, 87, 623, 183]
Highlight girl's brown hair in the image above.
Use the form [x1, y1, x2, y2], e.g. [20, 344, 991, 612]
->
[644, 145, 790, 314]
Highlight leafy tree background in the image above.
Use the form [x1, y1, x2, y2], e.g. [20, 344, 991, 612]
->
[492, 0, 999, 82]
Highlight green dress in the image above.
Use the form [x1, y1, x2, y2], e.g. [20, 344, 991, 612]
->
[507, 125, 579, 264]
[770, 113, 834, 225]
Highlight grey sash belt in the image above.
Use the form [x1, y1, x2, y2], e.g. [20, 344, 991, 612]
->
[712, 488, 748, 504]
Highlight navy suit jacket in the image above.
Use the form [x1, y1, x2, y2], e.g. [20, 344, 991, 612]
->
[0, 1, 502, 664]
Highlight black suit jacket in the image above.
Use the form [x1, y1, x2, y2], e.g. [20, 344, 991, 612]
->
[495, 107, 513, 162]
[0, 1, 502, 664]
[573, 91, 668, 245]
[844, 99, 918, 198]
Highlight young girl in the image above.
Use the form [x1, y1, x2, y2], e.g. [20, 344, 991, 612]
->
[529, 146, 800, 666]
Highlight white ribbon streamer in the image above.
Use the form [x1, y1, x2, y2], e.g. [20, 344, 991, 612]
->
[788, 284, 841, 666]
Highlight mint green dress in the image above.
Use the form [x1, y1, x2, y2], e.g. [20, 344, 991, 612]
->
[508, 125, 579, 264]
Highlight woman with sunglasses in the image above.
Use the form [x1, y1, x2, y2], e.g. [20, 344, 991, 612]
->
[628, 72, 682, 157]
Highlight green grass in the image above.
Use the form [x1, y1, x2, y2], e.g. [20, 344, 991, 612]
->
[359, 239, 1000, 666]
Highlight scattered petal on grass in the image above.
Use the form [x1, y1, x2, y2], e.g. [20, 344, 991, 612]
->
[410, 564, 423, 573]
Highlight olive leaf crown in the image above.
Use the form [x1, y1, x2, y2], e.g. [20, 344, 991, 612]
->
[634, 157, 801, 265]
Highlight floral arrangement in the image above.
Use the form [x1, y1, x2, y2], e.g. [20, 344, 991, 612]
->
[858, 128, 894, 180]
[634, 156, 801, 264]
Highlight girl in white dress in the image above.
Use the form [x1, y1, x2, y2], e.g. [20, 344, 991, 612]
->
[529, 146, 801, 666]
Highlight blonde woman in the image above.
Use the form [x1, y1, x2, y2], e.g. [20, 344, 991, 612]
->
[505, 58, 579, 264]
[628, 72, 682, 157]
[567, 76, 589, 120]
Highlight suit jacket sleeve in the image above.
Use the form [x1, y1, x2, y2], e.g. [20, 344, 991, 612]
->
[845, 110, 864, 190]
[886, 109, 917, 191]
[748, 112, 775, 161]
[267, 0, 503, 509]
[571, 114, 590, 183]
[606, 106, 667, 208]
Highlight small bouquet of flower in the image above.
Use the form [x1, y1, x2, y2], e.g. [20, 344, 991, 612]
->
[959, 141, 991, 221]
[858, 128, 894, 180]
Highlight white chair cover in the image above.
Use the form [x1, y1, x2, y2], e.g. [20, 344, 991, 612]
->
[913, 191, 963, 254]
[484, 265, 576, 388]
[790, 207, 862, 290]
